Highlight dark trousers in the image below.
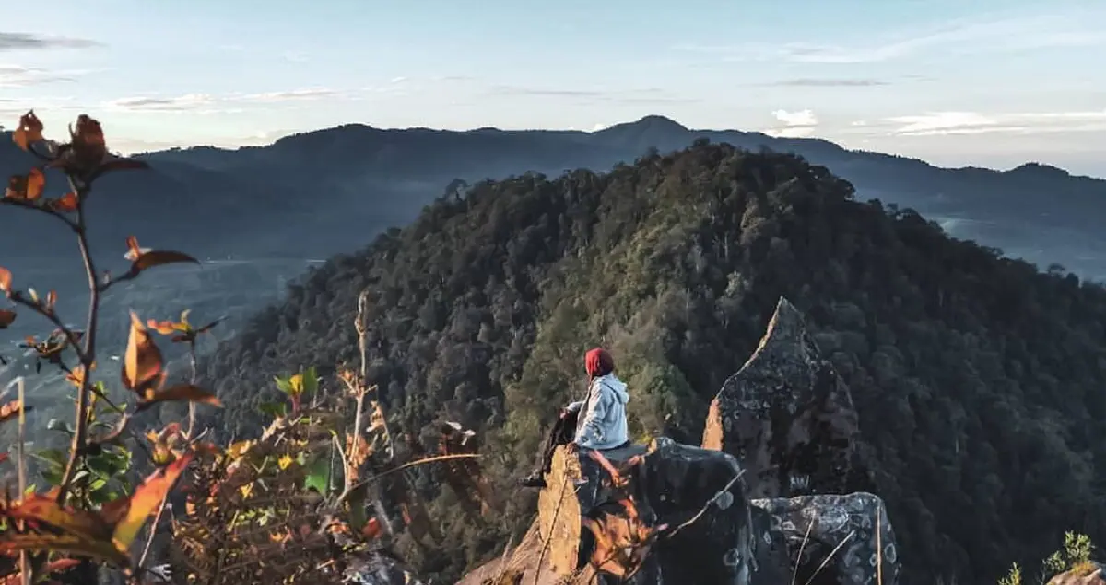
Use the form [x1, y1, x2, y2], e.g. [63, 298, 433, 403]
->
[532, 410, 580, 476]
[531, 410, 631, 476]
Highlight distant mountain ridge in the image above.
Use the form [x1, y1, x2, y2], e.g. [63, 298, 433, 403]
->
[132, 115, 1106, 278]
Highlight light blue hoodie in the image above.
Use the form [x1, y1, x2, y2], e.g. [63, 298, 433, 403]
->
[565, 373, 630, 450]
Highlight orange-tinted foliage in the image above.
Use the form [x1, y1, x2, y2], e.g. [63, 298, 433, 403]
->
[122, 311, 162, 392]
[11, 110, 43, 152]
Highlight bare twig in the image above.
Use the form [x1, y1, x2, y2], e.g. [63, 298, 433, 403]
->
[802, 530, 856, 585]
[0, 197, 79, 231]
[662, 468, 745, 539]
[342, 453, 482, 497]
[876, 505, 883, 585]
[6, 292, 88, 363]
[17, 377, 30, 585]
[790, 515, 817, 585]
[491, 532, 517, 585]
[184, 341, 199, 439]
[137, 493, 169, 570]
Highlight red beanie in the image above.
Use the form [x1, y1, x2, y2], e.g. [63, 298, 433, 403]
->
[585, 348, 615, 378]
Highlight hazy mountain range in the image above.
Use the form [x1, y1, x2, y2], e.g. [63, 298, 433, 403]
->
[1, 114, 1104, 422]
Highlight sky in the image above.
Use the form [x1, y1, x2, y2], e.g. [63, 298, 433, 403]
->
[2, 0, 1105, 177]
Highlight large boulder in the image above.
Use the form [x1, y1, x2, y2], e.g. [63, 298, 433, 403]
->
[751, 493, 899, 585]
[462, 438, 771, 585]
[702, 297, 865, 498]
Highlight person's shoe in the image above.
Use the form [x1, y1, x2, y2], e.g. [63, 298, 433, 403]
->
[519, 474, 547, 488]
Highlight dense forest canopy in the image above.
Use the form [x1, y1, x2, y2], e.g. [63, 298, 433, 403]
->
[201, 143, 1106, 584]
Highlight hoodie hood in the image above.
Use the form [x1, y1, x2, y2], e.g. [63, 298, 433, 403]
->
[598, 374, 629, 404]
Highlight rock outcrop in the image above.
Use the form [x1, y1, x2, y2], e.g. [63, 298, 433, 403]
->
[460, 296, 901, 585]
[461, 438, 766, 585]
[751, 493, 898, 585]
[702, 297, 865, 499]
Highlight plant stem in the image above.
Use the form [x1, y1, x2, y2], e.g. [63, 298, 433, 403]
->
[56, 182, 100, 505]
[17, 377, 30, 585]
[185, 342, 198, 439]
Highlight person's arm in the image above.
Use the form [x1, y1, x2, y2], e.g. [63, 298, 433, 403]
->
[573, 385, 610, 447]
[564, 400, 585, 413]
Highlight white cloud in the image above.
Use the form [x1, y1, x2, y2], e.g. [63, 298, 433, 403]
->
[764, 109, 818, 138]
[0, 65, 96, 88]
[105, 94, 218, 113]
[103, 88, 344, 113]
[233, 88, 338, 102]
[0, 32, 103, 51]
[881, 109, 1106, 136]
[673, 11, 1106, 64]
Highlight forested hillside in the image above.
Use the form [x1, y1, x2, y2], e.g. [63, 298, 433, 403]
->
[200, 143, 1106, 584]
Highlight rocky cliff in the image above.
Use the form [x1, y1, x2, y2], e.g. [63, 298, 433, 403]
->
[457, 297, 899, 585]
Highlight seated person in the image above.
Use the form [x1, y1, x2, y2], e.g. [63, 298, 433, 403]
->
[520, 347, 630, 488]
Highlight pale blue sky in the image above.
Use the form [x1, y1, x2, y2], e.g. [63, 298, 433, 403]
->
[2, 0, 1105, 176]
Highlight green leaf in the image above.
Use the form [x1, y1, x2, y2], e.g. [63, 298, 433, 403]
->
[257, 401, 287, 419]
[33, 449, 66, 469]
[303, 455, 331, 495]
[274, 376, 293, 394]
[302, 366, 319, 396]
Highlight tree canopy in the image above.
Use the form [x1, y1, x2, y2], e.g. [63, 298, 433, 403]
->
[203, 143, 1106, 584]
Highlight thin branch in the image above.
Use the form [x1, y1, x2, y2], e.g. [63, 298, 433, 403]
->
[6, 292, 88, 363]
[136, 493, 169, 570]
[55, 179, 100, 505]
[17, 377, 30, 585]
[661, 468, 745, 539]
[0, 198, 78, 231]
[802, 530, 856, 585]
[790, 515, 817, 585]
[184, 341, 198, 439]
[341, 454, 482, 496]
[876, 505, 883, 585]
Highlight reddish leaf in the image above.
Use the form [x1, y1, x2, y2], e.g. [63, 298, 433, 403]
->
[136, 384, 222, 411]
[361, 516, 383, 540]
[0, 557, 83, 585]
[1, 495, 113, 543]
[0, 309, 15, 329]
[122, 311, 162, 392]
[12, 111, 43, 152]
[132, 250, 199, 272]
[111, 453, 193, 551]
[25, 168, 45, 200]
[0, 534, 126, 566]
[0, 400, 31, 423]
[51, 191, 78, 212]
[123, 236, 149, 261]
